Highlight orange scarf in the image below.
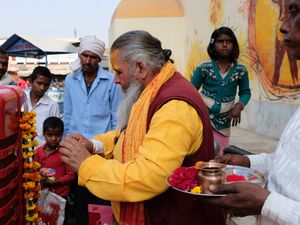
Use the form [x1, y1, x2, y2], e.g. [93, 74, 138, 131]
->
[119, 62, 175, 225]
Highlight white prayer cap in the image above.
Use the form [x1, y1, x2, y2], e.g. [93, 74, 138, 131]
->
[69, 35, 105, 73]
[79, 35, 105, 59]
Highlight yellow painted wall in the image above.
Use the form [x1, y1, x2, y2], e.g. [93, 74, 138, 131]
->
[183, 0, 300, 102]
[109, 17, 186, 74]
[109, 0, 300, 137]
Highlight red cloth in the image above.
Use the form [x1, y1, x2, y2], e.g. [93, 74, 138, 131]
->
[35, 144, 75, 197]
[16, 79, 29, 90]
[88, 204, 115, 225]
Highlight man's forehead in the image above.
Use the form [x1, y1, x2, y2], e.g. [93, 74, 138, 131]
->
[34, 75, 51, 83]
[110, 50, 123, 66]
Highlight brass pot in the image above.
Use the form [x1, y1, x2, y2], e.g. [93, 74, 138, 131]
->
[197, 162, 226, 194]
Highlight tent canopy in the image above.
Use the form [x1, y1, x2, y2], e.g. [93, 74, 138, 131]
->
[0, 34, 78, 59]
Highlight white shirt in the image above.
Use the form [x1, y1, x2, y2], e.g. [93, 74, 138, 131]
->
[26, 91, 60, 147]
[248, 107, 300, 225]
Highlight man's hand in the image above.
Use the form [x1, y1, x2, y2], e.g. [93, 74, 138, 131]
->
[229, 103, 243, 127]
[206, 182, 270, 217]
[67, 133, 94, 154]
[214, 153, 250, 167]
[59, 136, 92, 172]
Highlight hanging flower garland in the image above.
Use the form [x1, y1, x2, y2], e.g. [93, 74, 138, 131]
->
[20, 111, 42, 225]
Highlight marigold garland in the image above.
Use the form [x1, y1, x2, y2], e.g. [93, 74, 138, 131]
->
[20, 111, 42, 224]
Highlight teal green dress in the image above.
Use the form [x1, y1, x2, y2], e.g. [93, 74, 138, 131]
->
[191, 60, 251, 135]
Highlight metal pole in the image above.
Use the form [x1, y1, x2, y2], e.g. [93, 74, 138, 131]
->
[45, 53, 48, 67]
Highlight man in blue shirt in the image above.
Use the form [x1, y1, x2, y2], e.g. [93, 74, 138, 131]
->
[63, 35, 121, 225]
[64, 35, 121, 139]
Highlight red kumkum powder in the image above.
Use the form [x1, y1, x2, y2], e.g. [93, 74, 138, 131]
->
[226, 174, 247, 182]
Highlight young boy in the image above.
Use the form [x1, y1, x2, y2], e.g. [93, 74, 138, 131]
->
[34, 117, 75, 224]
[26, 66, 60, 147]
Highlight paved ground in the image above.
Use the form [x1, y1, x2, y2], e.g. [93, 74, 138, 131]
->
[230, 127, 278, 154]
[227, 127, 278, 225]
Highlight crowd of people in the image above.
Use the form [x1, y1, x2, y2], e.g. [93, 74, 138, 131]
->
[1, 1, 300, 224]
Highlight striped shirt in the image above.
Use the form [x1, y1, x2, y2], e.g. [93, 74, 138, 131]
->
[248, 107, 300, 225]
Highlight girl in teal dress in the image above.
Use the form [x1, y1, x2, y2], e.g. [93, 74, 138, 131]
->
[191, 27, 251, 155]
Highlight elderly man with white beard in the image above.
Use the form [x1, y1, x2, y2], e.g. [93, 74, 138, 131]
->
[59, 30, 226, 225]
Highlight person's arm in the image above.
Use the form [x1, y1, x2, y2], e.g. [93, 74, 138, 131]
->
[247, 152, 275, 173]
[207, 182, 300, 224]
[191, 65, 205, 90]
[109, 82, 121, 130]
[92, 129, 119, 158]
[63, 76, 72, 135]
[56, 163, 75, 184]
[230, 66, 251, 126]
[261, 191, 300, 225]
[215, 152, 274, 173]
[65, 131, 117, 157]
[33, 148, 42, 163]
[61, 100, 203, 202]
[78, 100, 202, 202]
[207, 182, 270, 216]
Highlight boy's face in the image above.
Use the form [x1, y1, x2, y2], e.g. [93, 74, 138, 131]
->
[30, 75, 51, 98]
[44, 127, 62, 149]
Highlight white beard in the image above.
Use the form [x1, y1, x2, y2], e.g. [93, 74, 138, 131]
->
[117, 79, 143, 130]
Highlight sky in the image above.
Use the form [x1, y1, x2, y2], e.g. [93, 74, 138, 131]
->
[1, 0, 121, 45]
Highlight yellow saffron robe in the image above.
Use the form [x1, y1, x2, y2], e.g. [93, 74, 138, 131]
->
[78, 100, 203, 223]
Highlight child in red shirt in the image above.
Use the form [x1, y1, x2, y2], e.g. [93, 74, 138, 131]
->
[35, 116, 74, 198]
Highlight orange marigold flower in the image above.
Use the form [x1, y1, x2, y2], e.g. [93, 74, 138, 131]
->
[22, 133, 33, 139]
[22, 151, 34, 159]
[24, 192, 34, 199]
[19, 124, 28, 130]
[29, 125, 36, 133]
[24, 162, 34, 169]
[28, 119, 36, 124]
[23, 181, 35, 190]
[31, 172, 41, 182]
[23, 173, 32, 179]
[22, 115, 30, 122]
[26, 202, 36, 210]
[29, 111, 37, 117]
[30, 140, 39, 147]
[25, 212, 38, 222]
[32, 161, 41, 170]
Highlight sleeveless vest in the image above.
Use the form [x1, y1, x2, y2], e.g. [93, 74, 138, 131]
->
[144, 72, 226, 225]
